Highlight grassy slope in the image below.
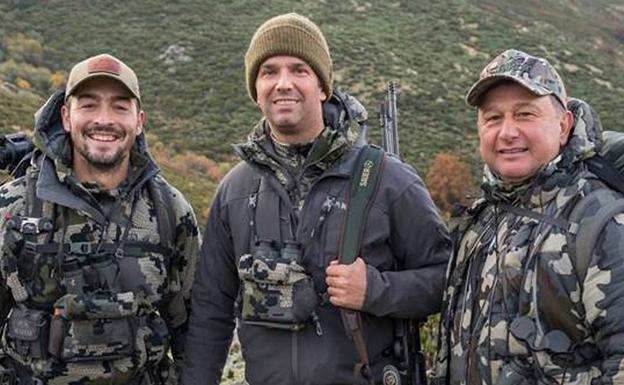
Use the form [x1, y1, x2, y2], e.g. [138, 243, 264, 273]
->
[2, 0, 623, 179]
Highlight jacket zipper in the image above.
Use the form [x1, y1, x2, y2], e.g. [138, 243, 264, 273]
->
[311, 195, 335, 267]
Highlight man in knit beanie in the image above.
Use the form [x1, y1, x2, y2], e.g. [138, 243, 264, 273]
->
[244, 12, 333, 145]
[184, 13, 449, 385]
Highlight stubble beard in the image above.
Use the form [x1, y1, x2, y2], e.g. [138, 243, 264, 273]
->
[76, 126, 129, 171]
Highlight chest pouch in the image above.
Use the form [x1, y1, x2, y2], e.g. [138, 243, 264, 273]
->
[48, 291, 138, 362]
[238, 240, 318, 330]
[5, 306, 50, 360]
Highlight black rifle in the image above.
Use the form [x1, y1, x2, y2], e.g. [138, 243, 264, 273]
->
[379, 82, 427, 385]
[0, 133, 34, 175]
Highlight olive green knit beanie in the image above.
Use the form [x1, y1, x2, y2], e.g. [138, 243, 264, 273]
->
[245, 13, 333, 102]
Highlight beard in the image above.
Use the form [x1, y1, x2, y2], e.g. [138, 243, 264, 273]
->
[74, 125, 130, 171]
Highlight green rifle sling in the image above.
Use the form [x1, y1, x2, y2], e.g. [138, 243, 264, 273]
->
[339, 146, 384, 264]
[338, 145, 385, 385]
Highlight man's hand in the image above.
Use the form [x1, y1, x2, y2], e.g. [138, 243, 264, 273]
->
[325, 257, 367, 310]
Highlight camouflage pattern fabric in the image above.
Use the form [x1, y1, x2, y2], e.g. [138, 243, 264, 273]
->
[235, 91, 364, 211]
[434, 99, 624, 385]
[0, 145, 200, 383]
[466, 49, 567, 108]
[238, 253, 316, 327]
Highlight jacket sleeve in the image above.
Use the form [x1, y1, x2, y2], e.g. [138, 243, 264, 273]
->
[362, 174, 451, 319]
[584, 213, 624, 384]
[182, 189, 239, 385]
[166, 191, 201, 364]
[0, 179, 25, 320]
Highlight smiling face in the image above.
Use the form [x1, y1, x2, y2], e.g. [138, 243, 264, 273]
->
[477, 82, 573, 185]
[61, 76, 145, 175]
[255, 55, 327, 144]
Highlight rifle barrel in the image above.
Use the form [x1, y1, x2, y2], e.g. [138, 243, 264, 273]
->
[379, 82, 400, 157]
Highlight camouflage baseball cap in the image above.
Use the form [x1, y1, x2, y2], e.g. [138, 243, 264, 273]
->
[466, 49, 566, 108]
[65, 53, 141, 104]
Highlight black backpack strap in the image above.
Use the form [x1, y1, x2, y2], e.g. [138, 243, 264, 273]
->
[585, 155, 624, 195]
[567, 188, 624, 283]
[25, 167, 43, 218]
[338, 145, 385, 385]
[498, 203, 569, 229]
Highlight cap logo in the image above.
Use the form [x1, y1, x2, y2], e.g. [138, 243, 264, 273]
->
[486, 56, 537, 77]
[87, 56, 122, 75]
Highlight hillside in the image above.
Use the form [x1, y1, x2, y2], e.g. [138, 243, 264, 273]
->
[2, 1, 624, 199]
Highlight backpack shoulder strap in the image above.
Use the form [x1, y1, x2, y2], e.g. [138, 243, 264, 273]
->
[146, 176, 181, 293]
[585, 155, 624, 195]
[567, 188, 624, 283]
[147, 176, 176, 250]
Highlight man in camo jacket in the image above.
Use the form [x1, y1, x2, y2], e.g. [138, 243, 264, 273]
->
[0, 53, 199, 384]
[434, 49, 624, 385]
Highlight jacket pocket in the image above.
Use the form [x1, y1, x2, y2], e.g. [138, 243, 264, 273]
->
[51, 291, 138, 362]
[5, 306, 50, 359]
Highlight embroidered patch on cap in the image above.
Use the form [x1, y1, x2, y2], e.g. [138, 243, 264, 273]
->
[87, 56, 121, 75]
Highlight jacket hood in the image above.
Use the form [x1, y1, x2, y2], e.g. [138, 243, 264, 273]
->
[563, 97, 603, 163]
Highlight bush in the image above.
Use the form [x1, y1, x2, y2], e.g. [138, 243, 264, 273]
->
[426, 152, 474, 214]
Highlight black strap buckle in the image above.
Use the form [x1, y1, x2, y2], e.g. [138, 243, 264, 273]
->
[69, 241, 96, 255]
[7, 216, 53, 235]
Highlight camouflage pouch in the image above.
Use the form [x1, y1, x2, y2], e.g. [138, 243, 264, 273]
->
[50, 292, 138, 362]
[237, 248, 318, 330]
[5, 306, 50, 359]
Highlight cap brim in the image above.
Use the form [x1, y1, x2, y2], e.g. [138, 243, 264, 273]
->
[465, 74, 552, 107]
[65, 73, 141, 103]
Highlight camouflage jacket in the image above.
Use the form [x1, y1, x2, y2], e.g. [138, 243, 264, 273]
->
[0, 91, 200, 385]
[434, 99, 624, 385]
[183, 92, 450, 385]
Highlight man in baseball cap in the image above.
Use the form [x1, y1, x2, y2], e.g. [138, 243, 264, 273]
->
[61, 53, 145, 185]
[184, 12, 449, 385]
[434, 49, 624, 385]
[0, 53, 200, 384]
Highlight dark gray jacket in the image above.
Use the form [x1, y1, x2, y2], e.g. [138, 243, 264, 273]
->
[184, 126, 450, 384]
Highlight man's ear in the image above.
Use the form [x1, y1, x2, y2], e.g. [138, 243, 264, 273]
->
[559, 110, 574, 146]
[136, 110, 146, 136]
[320, 89, 327, 102]
[61, 103, 71, 133]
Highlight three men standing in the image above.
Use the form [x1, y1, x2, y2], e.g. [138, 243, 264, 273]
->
[183, 13, 450, 385]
